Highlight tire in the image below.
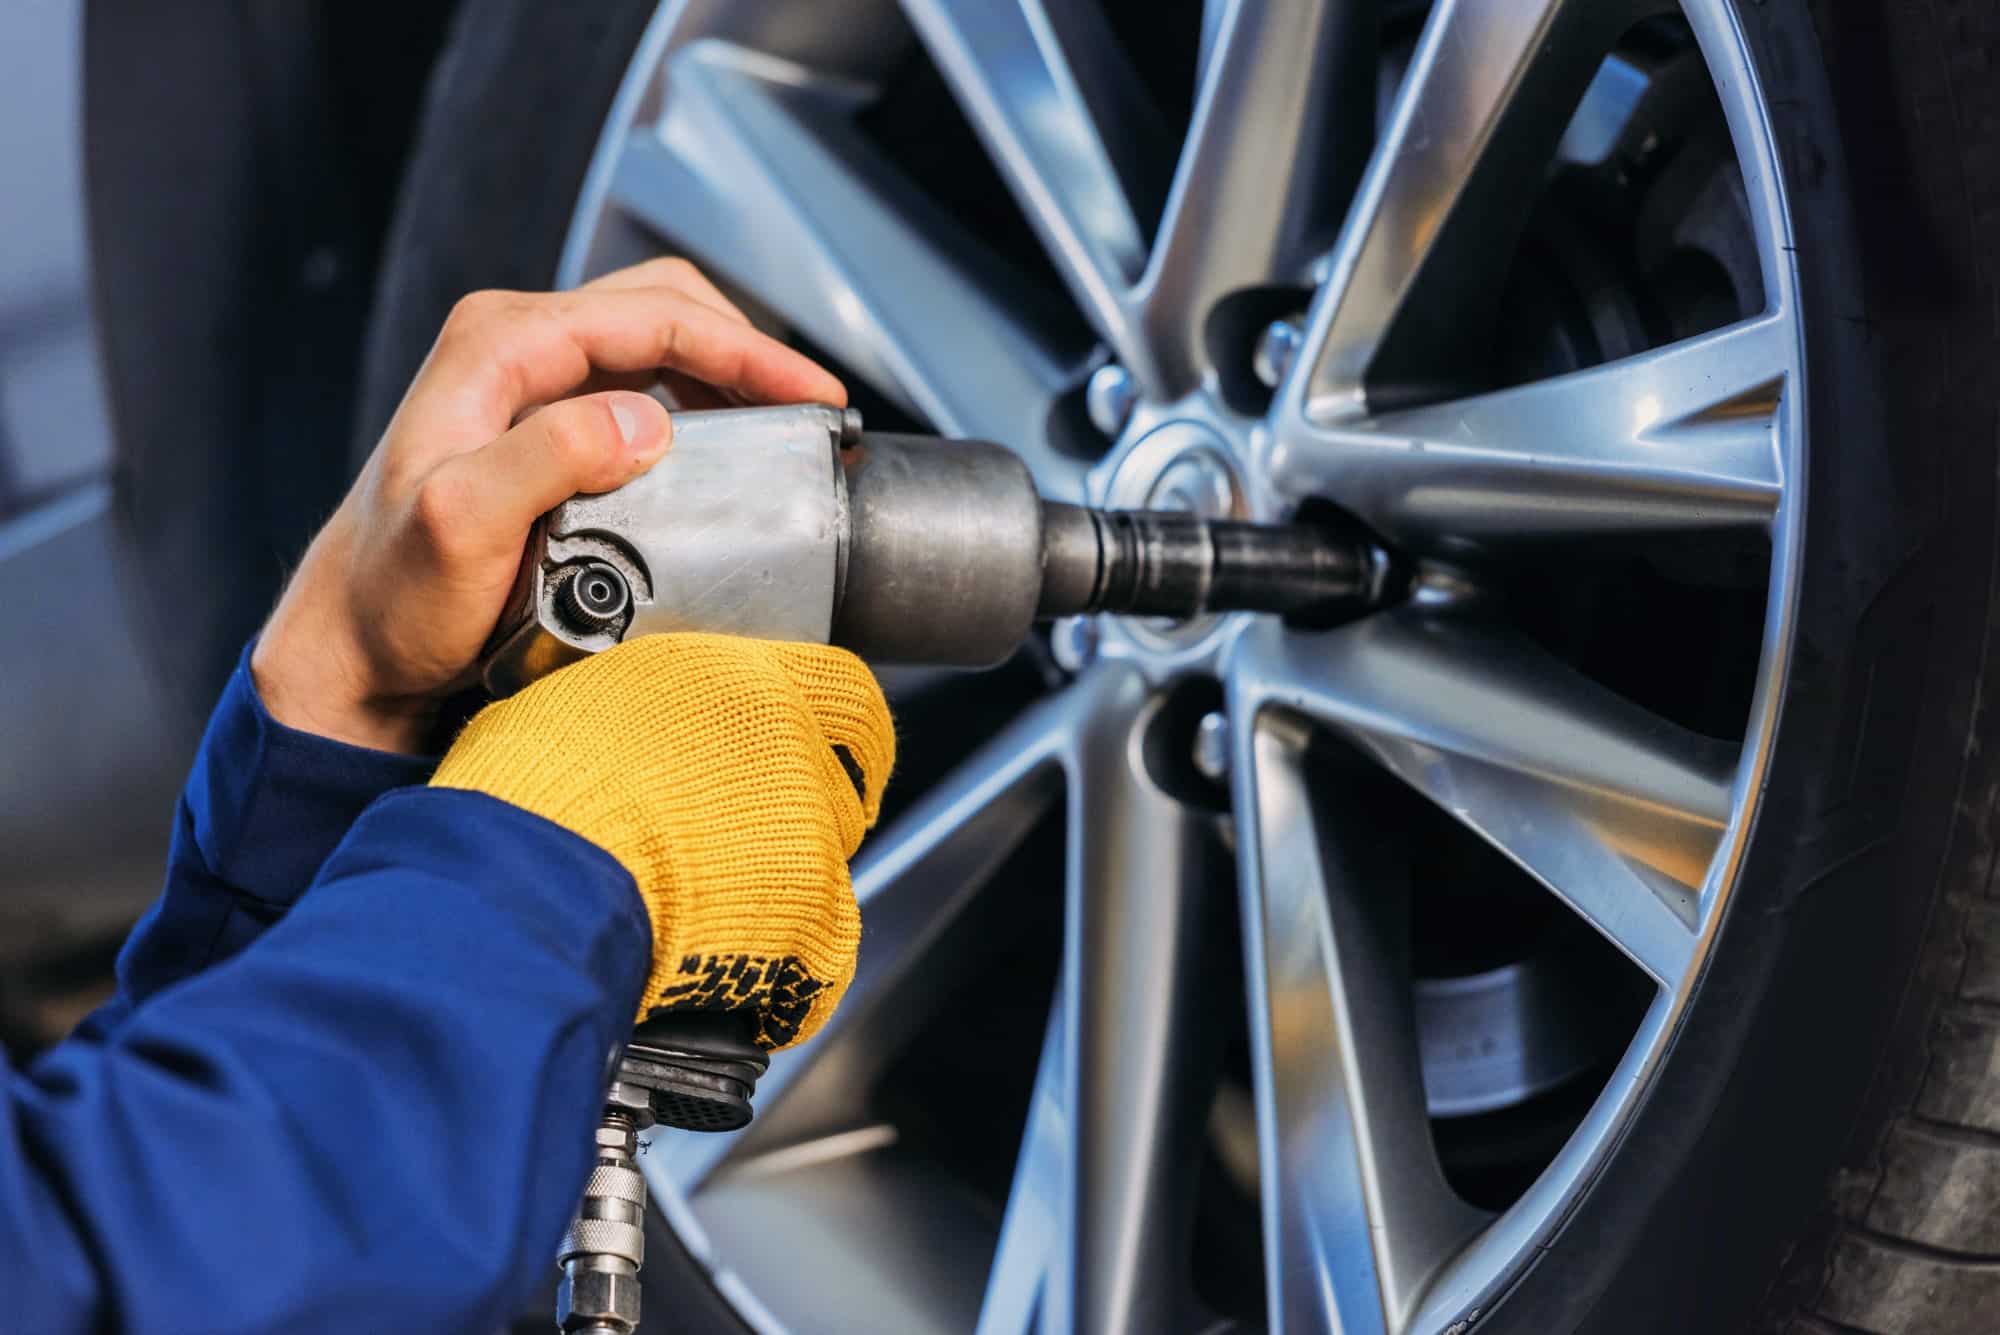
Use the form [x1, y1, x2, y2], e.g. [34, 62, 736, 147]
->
[358, 2, 2000, 1332]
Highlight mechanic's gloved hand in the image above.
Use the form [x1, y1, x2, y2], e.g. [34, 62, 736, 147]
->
[430, 633, 893, 1049]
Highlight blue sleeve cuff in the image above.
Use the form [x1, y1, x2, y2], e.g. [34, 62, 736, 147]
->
[185, 641, 437, 906]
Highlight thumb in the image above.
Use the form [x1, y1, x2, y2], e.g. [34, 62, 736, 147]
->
[430, 390, 671, 543]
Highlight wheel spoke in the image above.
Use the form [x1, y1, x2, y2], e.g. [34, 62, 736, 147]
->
[974, 1001, 1066, 1335]
[1282, 0, 1664, 419]
[1270, 314, 1791, 547]
[1231, 704, 1488, 1333]
[1139, 0, 1376, 395]
[1197, 0, 1228, 86]
[901, 0, 1168, 382]
[655, 688, 1072, 1192]
[1234, 613, 1732, 986]
[610, 42, 1088, 498]
[1042, 666, 1228, 1334]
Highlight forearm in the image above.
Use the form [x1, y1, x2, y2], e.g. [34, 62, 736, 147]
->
[91, 643, 434, 1031]
[5, 788, 647, 1334]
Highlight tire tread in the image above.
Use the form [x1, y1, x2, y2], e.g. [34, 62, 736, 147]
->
[1805, 841, 2000, 1328]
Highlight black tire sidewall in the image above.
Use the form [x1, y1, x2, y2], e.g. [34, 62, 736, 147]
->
[353, 0, 663, 450]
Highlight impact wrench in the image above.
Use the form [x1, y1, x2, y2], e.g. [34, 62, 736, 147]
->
[479, 403, 1405, 1333]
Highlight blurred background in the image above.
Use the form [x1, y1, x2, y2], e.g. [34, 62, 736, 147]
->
[0, 2, 458, 1054]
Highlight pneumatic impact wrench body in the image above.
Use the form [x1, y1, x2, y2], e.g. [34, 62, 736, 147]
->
[480, 403, 1404, 1333]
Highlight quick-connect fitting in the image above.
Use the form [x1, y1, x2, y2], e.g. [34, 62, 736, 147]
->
[557, 1100, 648, 1335]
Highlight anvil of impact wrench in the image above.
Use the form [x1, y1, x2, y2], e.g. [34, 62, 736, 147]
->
[478, 403, 1406, 1334]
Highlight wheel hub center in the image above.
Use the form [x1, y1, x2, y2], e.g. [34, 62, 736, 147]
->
[1104, 419, 1247, 519]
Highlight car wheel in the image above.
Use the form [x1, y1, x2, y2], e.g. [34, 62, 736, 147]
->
[360, 2, 2000, 1331]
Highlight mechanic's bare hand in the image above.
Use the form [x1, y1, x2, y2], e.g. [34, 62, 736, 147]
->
[252, 258, 845, 753]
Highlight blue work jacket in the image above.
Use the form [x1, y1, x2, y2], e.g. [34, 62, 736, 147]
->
[2, 645, 651, 1333]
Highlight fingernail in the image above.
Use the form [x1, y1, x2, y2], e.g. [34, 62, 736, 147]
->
[608, 392, 669, 465]
[611, 397, 644, 445]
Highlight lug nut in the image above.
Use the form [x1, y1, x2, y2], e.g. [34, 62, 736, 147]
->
[1049, 616, 1099, 673]
[1253, 317, 1304, 390]
[1193, 710, 1230, 782]
[556, 561, 631, 634]
[1085, 363, 1138, 439]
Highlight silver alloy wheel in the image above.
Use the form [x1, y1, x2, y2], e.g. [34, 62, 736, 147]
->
[560, 2, 1804, 1331]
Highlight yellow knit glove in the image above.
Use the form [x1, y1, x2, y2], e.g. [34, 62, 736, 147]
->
[430, 633, 893, 1050]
